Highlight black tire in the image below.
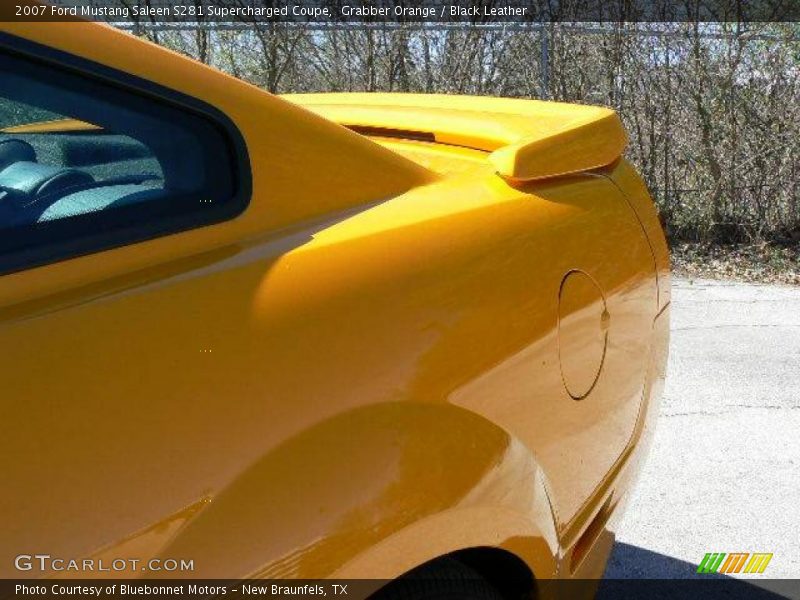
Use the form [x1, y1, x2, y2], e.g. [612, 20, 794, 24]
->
[371, 558, 506, 600]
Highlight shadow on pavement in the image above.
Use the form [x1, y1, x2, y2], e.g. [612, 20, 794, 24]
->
[596, 542, 795, 599]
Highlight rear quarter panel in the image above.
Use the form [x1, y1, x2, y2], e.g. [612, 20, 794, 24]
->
[0, 18, 663, 583]
[0, 164, 657, 579]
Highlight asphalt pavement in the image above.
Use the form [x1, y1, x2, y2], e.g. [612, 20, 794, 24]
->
[601, 277, 800, 595]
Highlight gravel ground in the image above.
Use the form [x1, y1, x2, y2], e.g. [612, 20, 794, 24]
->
[601, 278, 800, 597]
[671, 243, 800, 286]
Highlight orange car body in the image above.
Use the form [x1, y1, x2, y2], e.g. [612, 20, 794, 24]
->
[0, 18, 669, 594]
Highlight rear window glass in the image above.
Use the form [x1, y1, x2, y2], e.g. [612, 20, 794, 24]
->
[0, 46, 247, 273]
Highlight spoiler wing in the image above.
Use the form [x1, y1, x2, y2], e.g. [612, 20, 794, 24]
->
[283, 93, 627, 182]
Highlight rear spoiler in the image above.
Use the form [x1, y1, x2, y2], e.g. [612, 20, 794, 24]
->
[283, 93, 627, 182]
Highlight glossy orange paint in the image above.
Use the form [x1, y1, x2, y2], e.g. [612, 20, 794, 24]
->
[558, 270, 608, 400]
[0, 16, 669, 589]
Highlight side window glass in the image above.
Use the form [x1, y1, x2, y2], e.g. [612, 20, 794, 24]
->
[0, 46, 247, 273]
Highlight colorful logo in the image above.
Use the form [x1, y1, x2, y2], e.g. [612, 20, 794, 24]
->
[697, 553, 773, 574]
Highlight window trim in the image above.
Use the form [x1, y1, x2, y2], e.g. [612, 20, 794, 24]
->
[0, 31, 252, 275]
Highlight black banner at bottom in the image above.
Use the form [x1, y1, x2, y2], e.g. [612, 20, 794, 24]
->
[2, 579, 799, 600]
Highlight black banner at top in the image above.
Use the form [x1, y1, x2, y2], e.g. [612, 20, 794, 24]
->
[3, 0, 800, 23]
